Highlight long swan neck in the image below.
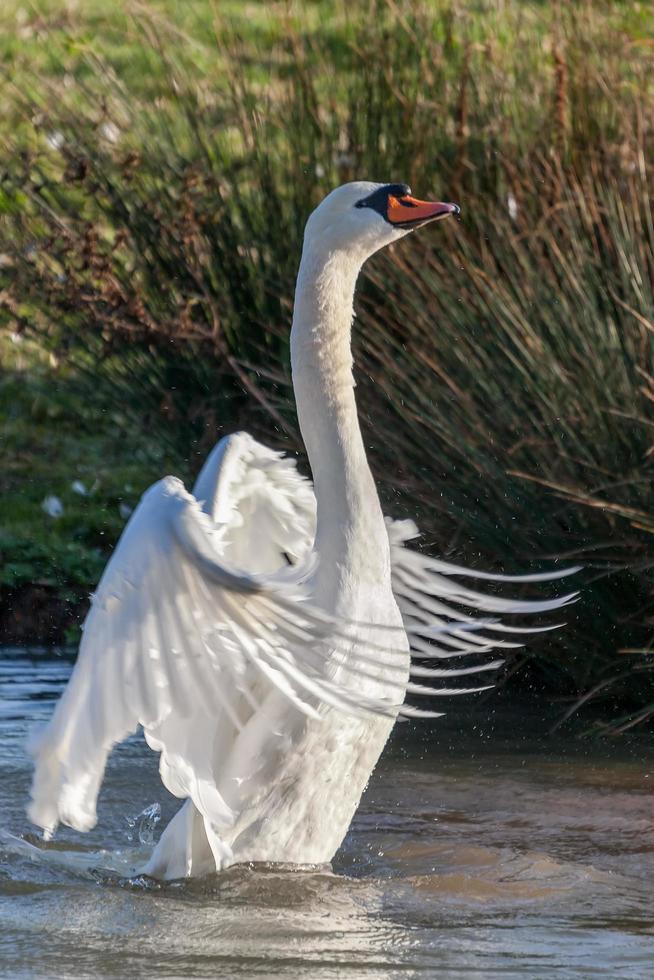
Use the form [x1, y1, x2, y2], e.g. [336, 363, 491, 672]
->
[290, 241, 389, 603]
[291, 246, 360, 407]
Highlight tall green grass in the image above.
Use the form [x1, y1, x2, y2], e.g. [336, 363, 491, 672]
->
[2, 0, 654, 729]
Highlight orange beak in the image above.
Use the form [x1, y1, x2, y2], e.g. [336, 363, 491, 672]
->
[386, 193, 460, 227]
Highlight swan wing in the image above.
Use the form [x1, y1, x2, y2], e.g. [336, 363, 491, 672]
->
[26, 454, 397, 841]
[182, 434, 578, 698]
[387, 518, 580, 688]
[192, 432, 316, 570]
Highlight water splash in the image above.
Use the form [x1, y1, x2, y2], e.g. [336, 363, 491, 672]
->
[125, 802, 161, 846]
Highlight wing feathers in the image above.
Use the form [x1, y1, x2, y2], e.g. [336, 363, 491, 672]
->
[387, 517, 579, 715]
[28, 437, 580, 844]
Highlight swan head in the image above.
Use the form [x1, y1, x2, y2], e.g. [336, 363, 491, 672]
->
[304, 181, 459, 261]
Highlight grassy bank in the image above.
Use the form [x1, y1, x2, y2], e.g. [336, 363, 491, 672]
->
[1, 0, 654, 730]
[0, 335, 178, 642]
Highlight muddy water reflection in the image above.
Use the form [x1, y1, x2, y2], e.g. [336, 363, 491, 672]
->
[1, 653, 653, 978]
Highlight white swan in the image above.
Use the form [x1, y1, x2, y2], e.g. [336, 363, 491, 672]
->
[27, 182, 578, 879]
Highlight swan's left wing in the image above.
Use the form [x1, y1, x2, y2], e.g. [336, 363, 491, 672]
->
[27, 476, 405, 841]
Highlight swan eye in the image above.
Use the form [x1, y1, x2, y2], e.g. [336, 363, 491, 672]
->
[355, 183, 412, 217]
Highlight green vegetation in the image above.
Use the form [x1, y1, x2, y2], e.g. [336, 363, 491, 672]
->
[1, 0, 654, 730]
[0, 336, 176, 641]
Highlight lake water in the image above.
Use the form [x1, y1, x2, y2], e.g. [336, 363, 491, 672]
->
[1, 652, 653, 979]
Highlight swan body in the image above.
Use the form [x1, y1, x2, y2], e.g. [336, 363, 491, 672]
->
[27, 182, 578, 878]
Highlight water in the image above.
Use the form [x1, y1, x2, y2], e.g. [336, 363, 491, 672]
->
[2, 653, 653, 979]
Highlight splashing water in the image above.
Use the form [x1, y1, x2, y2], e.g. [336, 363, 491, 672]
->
[125, 802, 161, 846]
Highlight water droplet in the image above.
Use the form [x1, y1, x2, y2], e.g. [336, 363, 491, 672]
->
[125, 802, 161, 846]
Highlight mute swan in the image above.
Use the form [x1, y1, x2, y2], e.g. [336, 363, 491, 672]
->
[28, 182, 578, 879]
